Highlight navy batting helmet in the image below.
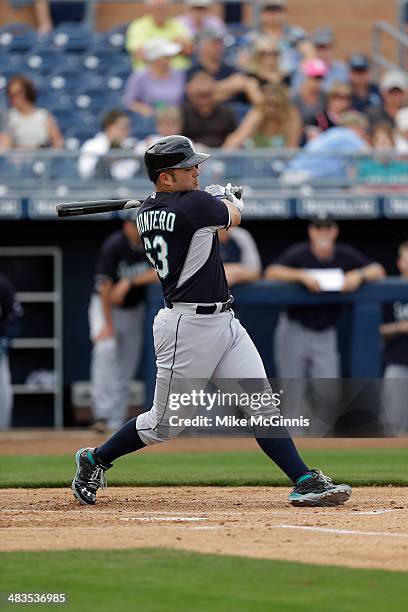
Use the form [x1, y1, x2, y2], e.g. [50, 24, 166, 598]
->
[144, 135, 210, 182]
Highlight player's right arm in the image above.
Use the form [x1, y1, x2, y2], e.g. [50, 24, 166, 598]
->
[95, 279, 115, 341]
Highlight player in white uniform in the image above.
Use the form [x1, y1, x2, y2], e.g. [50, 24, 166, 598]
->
[72, 136, 352, 507]
[89, 219, 156, 431]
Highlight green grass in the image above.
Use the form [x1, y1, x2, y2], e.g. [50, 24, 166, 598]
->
[1, 448, 407, 488]
[0, 548, 407, 611]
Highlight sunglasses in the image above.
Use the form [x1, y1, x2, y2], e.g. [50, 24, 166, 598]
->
[8, 89, 24, 98]
[331, 93, 351, 100]
[259, 50, 279, 57]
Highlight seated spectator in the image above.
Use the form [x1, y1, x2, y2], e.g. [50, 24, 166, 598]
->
[307, 82, 352, 138]
[381, 241, 408, 435]
[123, 39, 185, 117]
[218, 227, 262, 286]
[357, 121, 408, 187]
[0, 109, 8, 151]
[292, 27, 349, 92]
[281, 111, 369, 183]
[394, 107, 408, 153]
[187, 30, 260, 104]
[181, 71, 237, 147]
[292, 58, 327, 128]
[366, 70, 408, 129]
[265, 216, 384, 433]
[134, 106, 183, 153]
[348, 54, 382, 113]
[126, 0, 192, 71]
[223, 83, 302, 149]
[240, 0, 313, 80]
[177, 0, 227, 42]
[2, 75, 63, 149]
[244, 35, 284, 88]
[78, 110, 139, 180]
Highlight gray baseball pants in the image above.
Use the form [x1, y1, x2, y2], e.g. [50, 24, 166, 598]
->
[0, 354, 12, 429]
[89, 295, 145, 430]
[382, 364, 408, 436]
[136, 305, 279, 445]
[274, 314, 341, 434]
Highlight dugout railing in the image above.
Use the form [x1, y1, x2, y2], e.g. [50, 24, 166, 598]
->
[142, 279, 408, 407]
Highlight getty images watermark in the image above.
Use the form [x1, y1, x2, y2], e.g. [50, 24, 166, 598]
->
[167, 389, 310, 429]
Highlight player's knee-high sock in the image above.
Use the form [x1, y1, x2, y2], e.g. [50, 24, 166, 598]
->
[254, 427, 309, 483]
[95, 417, 146, 464]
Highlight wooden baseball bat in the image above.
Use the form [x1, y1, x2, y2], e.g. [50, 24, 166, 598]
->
[56, 199, 142, 218]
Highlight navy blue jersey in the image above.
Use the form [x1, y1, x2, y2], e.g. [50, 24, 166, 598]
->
[136, 190, 230, 303]
[219, 236, 241, 264]
[275, 241, 373, 330]
[0, 274, 20, 338]
[95, 230, 151, 308]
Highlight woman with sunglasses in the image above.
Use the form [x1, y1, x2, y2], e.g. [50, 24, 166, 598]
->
[2, 75, 63, 150]
[306, 81, 352, 140]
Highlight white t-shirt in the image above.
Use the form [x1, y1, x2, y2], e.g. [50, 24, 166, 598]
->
[8, 108, 50, 147]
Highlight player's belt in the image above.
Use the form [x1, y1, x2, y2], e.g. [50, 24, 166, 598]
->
[165, 298, 233, 315]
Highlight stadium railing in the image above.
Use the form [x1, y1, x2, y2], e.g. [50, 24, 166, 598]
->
[0, 150, 408, 221]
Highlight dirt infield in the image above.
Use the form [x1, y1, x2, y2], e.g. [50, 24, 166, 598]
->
[2, 432, 407, 571]
[1, 486, 408, 571]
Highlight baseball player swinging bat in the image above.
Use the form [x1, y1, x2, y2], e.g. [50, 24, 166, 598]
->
[56, 199, 142, 217]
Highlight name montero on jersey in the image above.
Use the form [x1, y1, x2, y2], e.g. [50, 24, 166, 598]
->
[136, 209, 176, 235]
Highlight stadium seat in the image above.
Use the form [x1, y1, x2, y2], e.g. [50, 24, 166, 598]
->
[52, 22, 93, 53]
[129, 113, 156, 139]
[25, 48, 66, 74]
[0, 24, 38, 52]
[47, 68, 85, 93]
[65, 126, 96, 148]
[0, 51, 24, 72]
[81, 49, 123, 73]
[40, 91, 73, 109]
[90, 31, 126, 54]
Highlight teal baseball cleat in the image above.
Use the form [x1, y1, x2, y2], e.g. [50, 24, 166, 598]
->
[289, 469, 352, 507]
[72, 447, 112, 505]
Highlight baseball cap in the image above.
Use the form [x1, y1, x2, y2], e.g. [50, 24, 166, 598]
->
[302, 58, 328, 78]
[395, 107, 408, 131]
[348, 53, 370, 71]
[199, 28, 225, 42]
[186, 0, 212, 6]
[312, 26, 334, 47]
[380, 69, 408, 92]
[143, 39, 182, 62]
[309, 213, 337, 227]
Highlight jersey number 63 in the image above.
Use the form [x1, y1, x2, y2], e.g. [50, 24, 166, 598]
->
[143, 235, 169, 279]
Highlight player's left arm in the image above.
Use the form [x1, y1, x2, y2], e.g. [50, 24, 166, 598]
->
[203, 183, 244, 228]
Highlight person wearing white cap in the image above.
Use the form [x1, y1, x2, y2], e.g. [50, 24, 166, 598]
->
[126, 0, 192, 71]
[177, 0, 227, 40]
[123, 39, 186, 117]
[366, 70, 408, 129]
